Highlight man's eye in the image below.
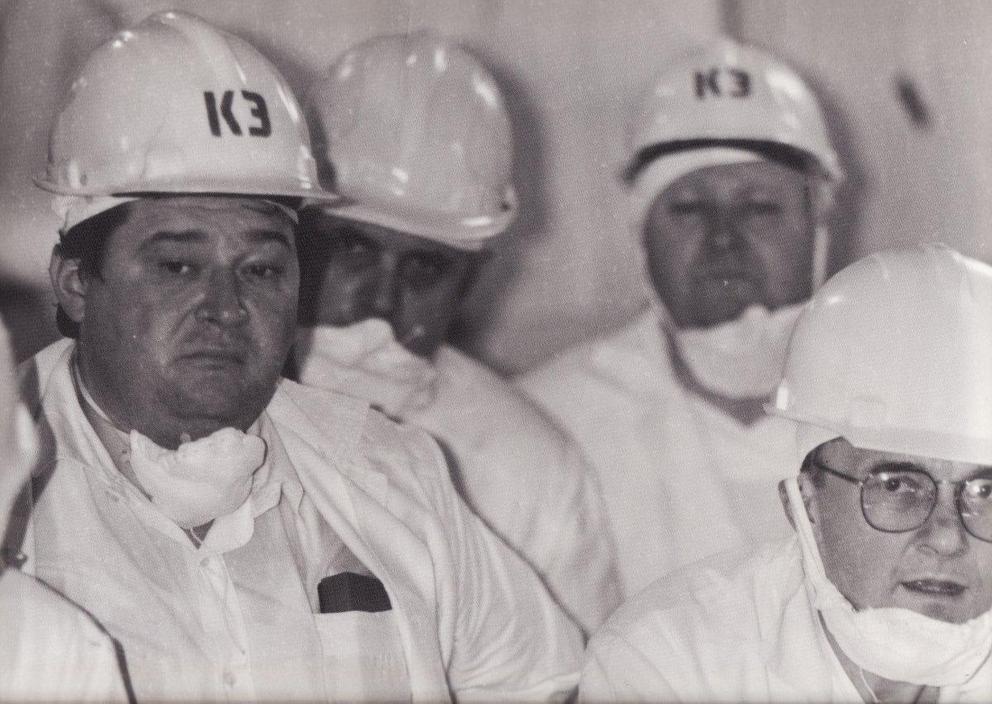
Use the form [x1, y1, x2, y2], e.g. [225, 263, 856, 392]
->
[965, 479, 992, 502]
[159, 261, 195, 276]
[329, 231, 375, 258]
[877, 472, 924, 495]
[338, 238, 371, 257]
[245, 263, 283, 279]
[402, 255, 449, 287]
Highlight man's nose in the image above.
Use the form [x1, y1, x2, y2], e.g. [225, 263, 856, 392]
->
[369, 260, 401, 319]
[704, 207, 746, 251]
[196, 270, 248, 327]
[917, 485, 969, 556]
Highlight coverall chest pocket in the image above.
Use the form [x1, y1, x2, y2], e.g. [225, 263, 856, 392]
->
[314, 609, 411, 702]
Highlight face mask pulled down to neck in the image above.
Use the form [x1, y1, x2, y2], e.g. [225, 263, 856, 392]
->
[784, 477, 992, 686]
[294, 319, 440, 417]
[129, 429, 266, 529]
[75, 362, 266, 530]
[667, 302, 803, 400]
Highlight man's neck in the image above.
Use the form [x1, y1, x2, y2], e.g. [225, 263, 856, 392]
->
[72, 365, 215, 545]
[72, 364, 144, 489]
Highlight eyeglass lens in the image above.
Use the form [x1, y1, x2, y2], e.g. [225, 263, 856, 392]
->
[861, 468, 992, 541]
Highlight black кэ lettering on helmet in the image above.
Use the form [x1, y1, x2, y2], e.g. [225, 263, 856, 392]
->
[204, 90, 270, 138]
[694, 68, 752, 99]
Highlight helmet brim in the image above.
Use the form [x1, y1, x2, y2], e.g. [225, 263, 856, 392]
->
[306, 192, 517, 252]
[33, 174, 340, 204]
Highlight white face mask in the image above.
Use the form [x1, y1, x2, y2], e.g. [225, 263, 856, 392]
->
[129, 428, 266, 529]
[294, 320, 439, 417]
[784, 478, 992, 686]
[670, 302, 803, 400]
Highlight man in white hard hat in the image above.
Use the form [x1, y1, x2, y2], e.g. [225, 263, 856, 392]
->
[14, 11, 581, 701]
[0, 316, 128, 702]
[517, 39, 843, 599]
[293, 32, 621, 634]
[581, 244, 992, 702]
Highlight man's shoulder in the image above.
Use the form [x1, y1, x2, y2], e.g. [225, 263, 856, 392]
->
[582, 540, 808, 700]
[425, 346, 573, 449]
[271, 377, 448, 484]
[515, 311, 664, 431]
[517, 330, 623, 388]
[517, 311, 659, 393]
[592, 539, 803, 663]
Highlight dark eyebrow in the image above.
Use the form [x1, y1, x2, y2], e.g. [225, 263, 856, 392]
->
[246, 229, 292, 249]
[137, 229, 292, 251]
[138, 230, 208, 250]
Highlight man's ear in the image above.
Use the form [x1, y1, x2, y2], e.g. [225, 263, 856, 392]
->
[779, 475, 817, 530]
[49, 247, 88, 327]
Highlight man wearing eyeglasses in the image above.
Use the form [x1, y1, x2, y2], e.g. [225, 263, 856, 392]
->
[580, 244, 992, 703]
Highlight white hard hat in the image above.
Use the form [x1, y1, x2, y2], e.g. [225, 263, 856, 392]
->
[768, 244, 992, 466]
[305, 32, 516, 251]
[626, 38, 842, 184]
[35, 10, 333, 205]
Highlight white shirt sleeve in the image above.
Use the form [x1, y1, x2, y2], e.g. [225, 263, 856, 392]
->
[413, 433, 585, 701]
[579, 629, 680, 703]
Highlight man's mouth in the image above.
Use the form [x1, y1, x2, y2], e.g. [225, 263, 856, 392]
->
[180, 348, 245, 367]
[696, 256, 756, 285]
[695, 271, 758, 300]
[700, 260, 750, 277]
[900, 578, 967, 597]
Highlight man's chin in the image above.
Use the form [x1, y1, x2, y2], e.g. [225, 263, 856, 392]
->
[163, 384, 274, 436]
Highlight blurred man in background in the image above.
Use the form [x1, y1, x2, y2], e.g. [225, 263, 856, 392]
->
[518, 39, 843, 599]
[15, 11, 581, 701]
[294, 32, 620, 634]
[0, 317, 127, 702]
[582, 245, 992, 703]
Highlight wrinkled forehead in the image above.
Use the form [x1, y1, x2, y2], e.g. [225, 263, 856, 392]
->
[816, 437, 992, 482]
[110, 195, 297, 249]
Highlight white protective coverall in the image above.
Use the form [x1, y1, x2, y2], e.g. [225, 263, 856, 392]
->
[0, 567, 128, 701]
[516, 310, 796, 598]
[10, 339, 583, 702]
[579, 537, 992, 702]
[296, 332, 622, 633]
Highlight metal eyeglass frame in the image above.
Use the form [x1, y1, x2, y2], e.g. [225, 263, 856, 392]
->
[809, 456, 992, 543]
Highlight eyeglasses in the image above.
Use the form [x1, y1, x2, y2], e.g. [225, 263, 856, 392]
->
[810, 457, 992, 543]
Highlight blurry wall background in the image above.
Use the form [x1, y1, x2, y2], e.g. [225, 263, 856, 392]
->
[0, 1, 989, 370]
[730, 0, 992, 283]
